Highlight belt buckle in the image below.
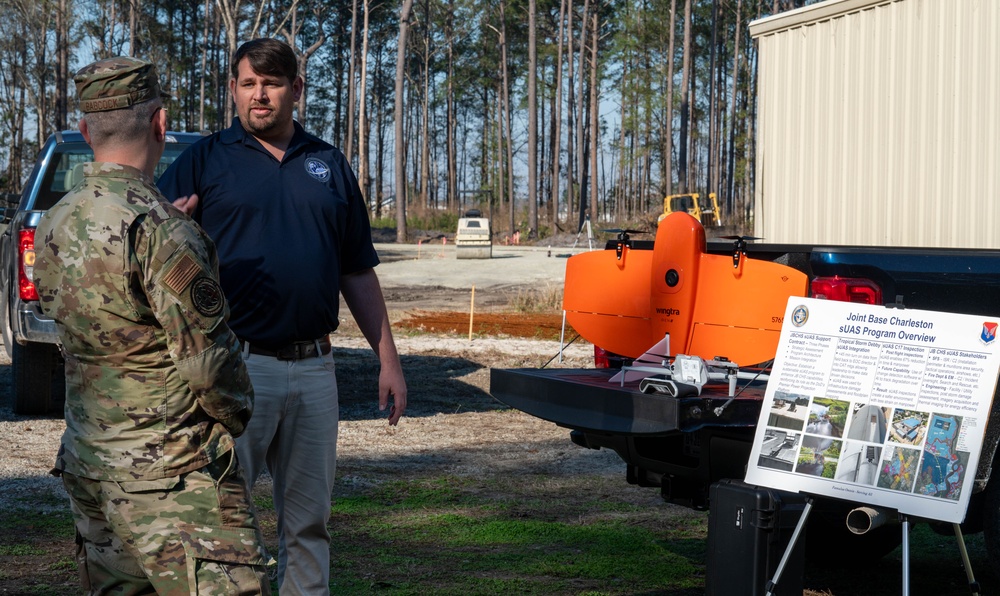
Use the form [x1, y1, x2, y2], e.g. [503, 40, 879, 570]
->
[276, 344, 297, 361]
[278, 341, 315, 361]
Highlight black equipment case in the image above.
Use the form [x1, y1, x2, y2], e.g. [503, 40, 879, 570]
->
[706, 479, 807, 596]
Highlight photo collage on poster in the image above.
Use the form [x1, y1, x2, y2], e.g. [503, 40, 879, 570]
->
[756, 393, 969, 502]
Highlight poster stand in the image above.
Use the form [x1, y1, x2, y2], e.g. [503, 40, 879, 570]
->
[901, 514, 910, 595]
[763, 496, 813, 596]
[763, 498, 982, 596]
[954, 522, 982, 596]
[741, 298, 1000, 593]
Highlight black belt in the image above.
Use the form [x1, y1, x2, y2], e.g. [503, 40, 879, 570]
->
[242, 337, 332, 361]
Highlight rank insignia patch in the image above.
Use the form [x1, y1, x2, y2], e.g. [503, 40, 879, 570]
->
[191, 277, 224, 317]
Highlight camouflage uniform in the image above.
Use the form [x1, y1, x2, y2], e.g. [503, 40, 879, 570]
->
[33, 56, 271, 595]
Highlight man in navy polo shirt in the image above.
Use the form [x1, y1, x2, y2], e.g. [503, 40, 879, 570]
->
[159, 38, 407, 595]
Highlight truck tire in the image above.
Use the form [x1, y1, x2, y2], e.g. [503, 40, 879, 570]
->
[11, 340, 64, 415]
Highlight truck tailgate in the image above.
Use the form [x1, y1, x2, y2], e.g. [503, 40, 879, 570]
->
[490, 368, 767, 435]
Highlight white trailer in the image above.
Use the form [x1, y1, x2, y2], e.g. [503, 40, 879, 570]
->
[750, 0, 1000, 248]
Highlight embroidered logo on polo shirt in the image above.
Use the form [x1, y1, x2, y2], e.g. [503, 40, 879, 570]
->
[305, 158, 331, 182]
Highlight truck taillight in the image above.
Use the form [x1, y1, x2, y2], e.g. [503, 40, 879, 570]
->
[810, 276, 882, 305]
[593, 346, 629, 369]
[594, 346, 611, 368]
[18, 228, 38, 301]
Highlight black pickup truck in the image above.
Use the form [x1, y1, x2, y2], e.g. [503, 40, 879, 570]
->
[491, 239, 1000, 568]
[1, 130, 203, 415]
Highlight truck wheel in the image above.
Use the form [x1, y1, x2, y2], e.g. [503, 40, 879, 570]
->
[11, 341, 64, 415]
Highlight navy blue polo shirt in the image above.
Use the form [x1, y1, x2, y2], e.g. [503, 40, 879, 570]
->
[158, 118, 379, 348]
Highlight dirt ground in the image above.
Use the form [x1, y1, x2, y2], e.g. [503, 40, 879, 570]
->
[3, 242, 998, 594]
[0, 244, 639, 594]
[395, 310, 569, 340]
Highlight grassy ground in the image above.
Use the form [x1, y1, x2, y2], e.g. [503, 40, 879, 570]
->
[3, 462, 1000, 594]
[322, 475, 707, 595]
[3, 297, 1000, 594]
[0, 472, 709, 595]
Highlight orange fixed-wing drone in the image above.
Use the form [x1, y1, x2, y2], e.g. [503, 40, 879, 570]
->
[563, 211, 808, 369]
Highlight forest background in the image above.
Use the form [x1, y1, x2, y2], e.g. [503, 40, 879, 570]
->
[0, 0, 818, 241]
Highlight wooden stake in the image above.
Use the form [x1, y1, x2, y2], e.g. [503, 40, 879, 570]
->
[468, 285, 476, 340]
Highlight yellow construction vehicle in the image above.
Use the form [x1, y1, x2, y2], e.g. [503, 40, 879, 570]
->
[658, 192, 722, 227]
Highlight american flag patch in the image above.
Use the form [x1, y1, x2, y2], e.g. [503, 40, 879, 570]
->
[162, 254, 200, 294]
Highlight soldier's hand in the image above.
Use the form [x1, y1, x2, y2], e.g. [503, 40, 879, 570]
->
[219, 406, 251, 438]
[172, 193, 199, 216]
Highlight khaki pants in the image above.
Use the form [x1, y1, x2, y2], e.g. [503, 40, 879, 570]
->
[237, 346, 339, 595]
[64, 450, 270, 595]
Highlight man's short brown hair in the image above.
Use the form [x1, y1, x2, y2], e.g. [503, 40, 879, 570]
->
[231, 39, 298, 83]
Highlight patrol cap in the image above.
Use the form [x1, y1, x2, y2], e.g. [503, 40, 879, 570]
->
[74, 56, 170, 113]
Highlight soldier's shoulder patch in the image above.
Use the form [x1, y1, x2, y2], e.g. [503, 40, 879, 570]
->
[190, 277, 224, 317]
[162, 254, 201, 295]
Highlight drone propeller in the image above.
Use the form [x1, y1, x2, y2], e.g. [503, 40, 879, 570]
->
[718, 236, 763, 268]
[601, 229, 649, 260]
[718, 235, 763, 242]
[602, 228, 648, 235]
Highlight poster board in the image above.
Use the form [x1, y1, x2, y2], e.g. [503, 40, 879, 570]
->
[744, 297, 1000, 523]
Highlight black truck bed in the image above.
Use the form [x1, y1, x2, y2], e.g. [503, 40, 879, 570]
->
[490, 367, 767, 435]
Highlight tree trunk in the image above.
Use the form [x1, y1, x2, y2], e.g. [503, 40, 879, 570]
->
[345, 0, 359, 157]
[215, 0, 247, 124]
[663, 0, 677, 197]
[199, 0, 211, 131]
[445, 0, 457, 213]
[33, 14, 47, 145]
[677, 0, 692, 193]
[616, 78, 627, 219]
[54, 0, 68, 131]
[394, 0, 414, 241]
[575, 0, 591, 229]
[707, 0, 718, 198]
[375, 49, 386, 220]
[479, 88, 489, 210]
[499, 2, 515, 236]
[688, 49, 697, 194]
[550, 0, 567, 228]
[495, 87, 504, 222]
[565, 0, 575, 227]
[727, 0, 744, 217]
[129, 0, 137, 57]
[300, 15, 326, 120]
[526, 0, 538, 237]
[359, 0, 372, 200]
[588, 11, 599, 223]
[419, 0, 431, 209]
[276, 4, 326, 122]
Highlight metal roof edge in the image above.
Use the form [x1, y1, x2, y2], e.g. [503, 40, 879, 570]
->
[749, 0, 901, 38]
